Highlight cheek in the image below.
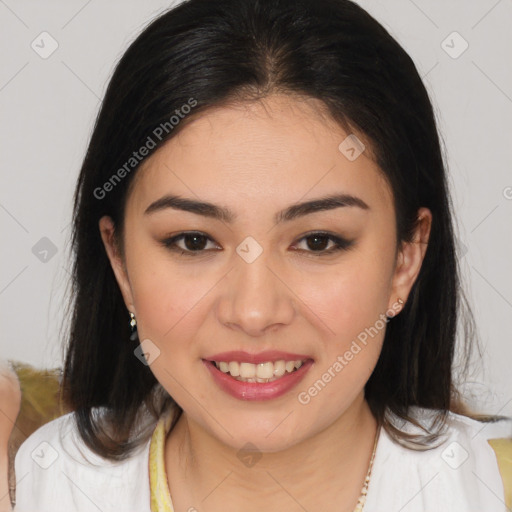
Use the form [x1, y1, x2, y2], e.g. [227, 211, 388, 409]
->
[307, 257, 394, 343]
[122, 234, 185, 331]
[131, 264, 204, 343]
[294, 268, 390, 414]
[294, 247, 394, 402]
[128, 260, 210, 399]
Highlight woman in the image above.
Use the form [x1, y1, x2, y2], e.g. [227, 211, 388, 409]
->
[13, 0, 512, 510]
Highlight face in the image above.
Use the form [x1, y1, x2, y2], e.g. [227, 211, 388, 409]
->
[100, 93, 431, 452]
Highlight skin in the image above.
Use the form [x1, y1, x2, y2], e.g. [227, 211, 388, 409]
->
[100, 93, 431, 512]
[0, 364, 21, 512]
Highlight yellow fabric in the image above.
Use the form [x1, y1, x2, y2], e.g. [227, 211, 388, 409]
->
[149, 412, 175, 512]
[488, 438, 512, 510]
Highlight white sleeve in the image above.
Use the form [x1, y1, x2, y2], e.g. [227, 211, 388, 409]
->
[13, 412, 152, 512]
[13, 414, 73, 512]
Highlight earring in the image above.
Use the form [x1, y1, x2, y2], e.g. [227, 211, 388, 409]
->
[386, 298, 404, 319]
[129, 312, 138, 341]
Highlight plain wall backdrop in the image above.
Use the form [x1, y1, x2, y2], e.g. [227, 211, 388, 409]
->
[1, 0, 511, 415]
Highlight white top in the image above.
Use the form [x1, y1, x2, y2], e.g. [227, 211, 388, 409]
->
[13, 407, 511, 512]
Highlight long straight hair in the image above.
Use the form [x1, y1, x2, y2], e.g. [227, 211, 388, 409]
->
[62, 0, 478, 460]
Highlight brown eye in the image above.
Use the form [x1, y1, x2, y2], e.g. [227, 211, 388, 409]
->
[181, 233, 209, 251]
[305, 234, 330, 251]
[162, 232, 218, 255]
[292, 232, 354, 255]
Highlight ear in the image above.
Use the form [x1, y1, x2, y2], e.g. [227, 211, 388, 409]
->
[99, 216, 135, 314]
[388, 207, 432, 311]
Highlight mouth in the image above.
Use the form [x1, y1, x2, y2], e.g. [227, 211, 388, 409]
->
[206, 358, 310, 383]
[202, 356, 315, 401]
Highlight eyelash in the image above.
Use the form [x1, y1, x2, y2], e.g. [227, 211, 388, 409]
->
[161, 231, 354, 257]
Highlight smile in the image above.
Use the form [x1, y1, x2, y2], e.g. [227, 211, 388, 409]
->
[203, 358, 314, 401]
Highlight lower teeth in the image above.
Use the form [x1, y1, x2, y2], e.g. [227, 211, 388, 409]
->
[230, 368, 298, 383]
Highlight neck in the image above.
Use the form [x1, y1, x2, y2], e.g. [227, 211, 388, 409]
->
[164, 393, 378, 512]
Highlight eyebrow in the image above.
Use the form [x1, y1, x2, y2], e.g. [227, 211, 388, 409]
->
[144, 193, 369, 224]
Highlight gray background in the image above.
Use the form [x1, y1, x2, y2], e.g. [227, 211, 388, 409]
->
[1, 0, 511, 415]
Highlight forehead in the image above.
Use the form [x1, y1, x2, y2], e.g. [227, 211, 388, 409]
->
[127, 94, 393, 216]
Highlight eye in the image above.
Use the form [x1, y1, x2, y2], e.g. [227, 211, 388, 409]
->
[161, 231, 219, 256]
[292, 231, 354, 256]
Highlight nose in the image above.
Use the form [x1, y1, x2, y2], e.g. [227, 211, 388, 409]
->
[216, 250, 296, 337]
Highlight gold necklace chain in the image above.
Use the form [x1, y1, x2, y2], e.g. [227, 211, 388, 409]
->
[352, 424, 381, 512]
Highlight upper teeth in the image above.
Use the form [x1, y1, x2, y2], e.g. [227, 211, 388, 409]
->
[214, 360, 304, 379]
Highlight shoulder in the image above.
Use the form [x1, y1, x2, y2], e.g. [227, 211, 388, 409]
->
[390, 406, 512, 449]
[14, 409, 153, 512]
[404, 405, 511, 433]
[365, 407, 512, 512]
[440, 408, 512, 441]
[401, 407, 512, 475]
